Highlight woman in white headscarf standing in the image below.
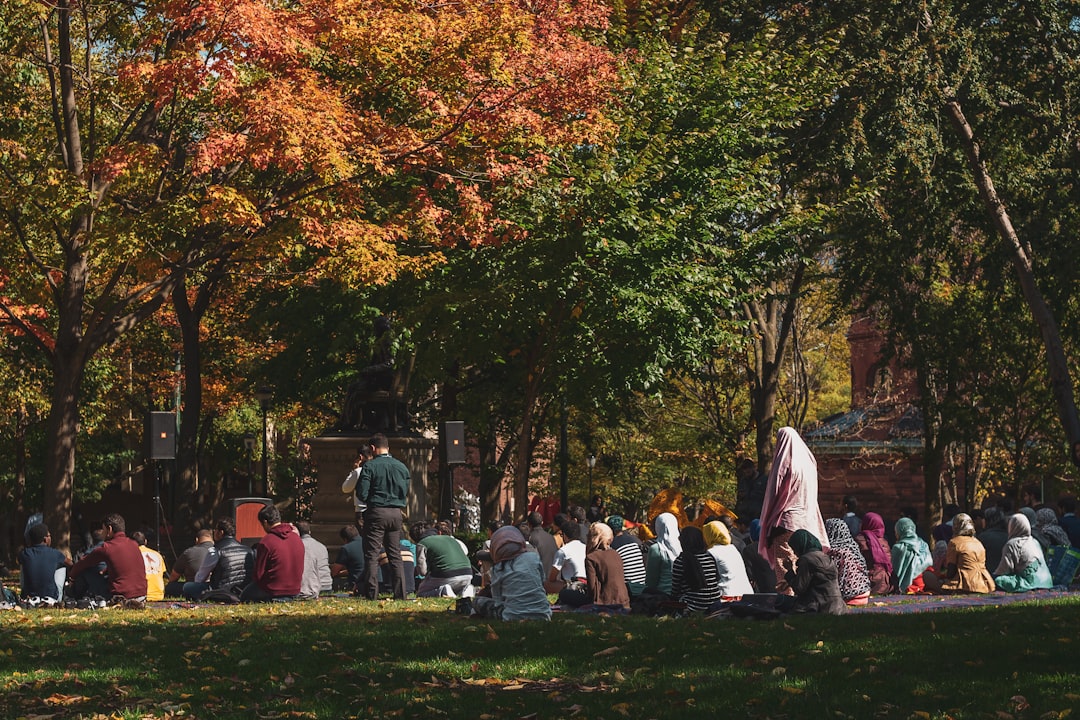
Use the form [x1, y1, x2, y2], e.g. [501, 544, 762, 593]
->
[757, 427, 829, 594]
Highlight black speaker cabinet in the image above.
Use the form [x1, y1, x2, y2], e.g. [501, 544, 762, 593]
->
[441, 421, 465, 465]
[147, 411, 176, 460]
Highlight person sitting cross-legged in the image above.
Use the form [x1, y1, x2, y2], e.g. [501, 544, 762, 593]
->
[240, 506, 305, 603]
[183, 518, 254, 600]
[993, 513, 1053, 593]
[296, 520, 332, 600]
[68, 513, 147, 606]
[671, 526, 723, 613]
[558, 522, 630, 611]
[608, 515, 647, 598]
[891, 517, 933, 594]
[923, 513, 995, 594]
[131, 531, 166, 602]
[703, 520, 754, 601]
[784, 529, 847, 615]
[165, 529, 214, 598]
[19, 523, 70, 604]
[824, 518, 871, 605]
[331, 525, 365, 594]
[472, 526, 551, 621]
[855, 512, 893, 596]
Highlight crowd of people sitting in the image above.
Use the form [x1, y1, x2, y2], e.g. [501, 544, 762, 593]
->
[9, 428, 1080, 618]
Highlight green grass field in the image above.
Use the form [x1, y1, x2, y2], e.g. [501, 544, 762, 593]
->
[2, 596, 1079, 720]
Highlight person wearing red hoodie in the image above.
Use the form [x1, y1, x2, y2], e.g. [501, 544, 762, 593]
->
[240, 505, 304, 602]
[68, 513, 147, 605]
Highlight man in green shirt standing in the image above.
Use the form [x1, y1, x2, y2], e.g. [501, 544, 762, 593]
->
[357, 433, 410, 599]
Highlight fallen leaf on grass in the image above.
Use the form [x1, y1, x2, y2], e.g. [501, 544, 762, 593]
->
[44, 694, 89, 706]
[593, 646, 620, 657]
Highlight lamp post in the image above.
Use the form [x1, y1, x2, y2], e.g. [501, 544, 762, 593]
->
[587, 453, 597, 502]
[243, 434, 256, 495]
[255, 387, 273, 496]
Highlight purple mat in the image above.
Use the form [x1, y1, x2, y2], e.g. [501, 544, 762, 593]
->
[850, 588, 1078, 614]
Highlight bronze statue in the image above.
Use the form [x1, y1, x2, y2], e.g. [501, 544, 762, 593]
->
[336, 315, 409, 432]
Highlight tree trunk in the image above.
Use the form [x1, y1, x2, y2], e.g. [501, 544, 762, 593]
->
[43, 351, 85, 552]
[477, 422, 503, 525]
[513, 337, 548, 519]
[513, 382, 539, 520]
[173, 276, 203, 534]
[944, 99, 1080, 462]
[745, 263, 805, 472]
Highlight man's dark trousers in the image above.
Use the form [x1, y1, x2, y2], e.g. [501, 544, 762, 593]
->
[362, 506, 407, 599]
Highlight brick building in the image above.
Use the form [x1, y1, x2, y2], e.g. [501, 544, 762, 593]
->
[805, 316, 928, 527]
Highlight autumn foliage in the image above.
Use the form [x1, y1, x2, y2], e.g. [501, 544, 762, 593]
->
[0, 0, 618, 547]
[117, 0, 619, 268]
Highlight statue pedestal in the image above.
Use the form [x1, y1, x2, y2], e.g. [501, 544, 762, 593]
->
[304, 433, 435, 547]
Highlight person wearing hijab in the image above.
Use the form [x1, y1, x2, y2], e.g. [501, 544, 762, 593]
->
[645, 512, 681, 597]
[854, 512, 893, 595]
[977, 506, 1009, 573]
[824, 518, 871, 605]
[703, 521, 754, 599]
[582, 522, 630, 610]
[473, 526, 551, 621]
[758, 427, 829, 594]
[934, 513, 995, 594]
[1036, 508, 1071, 548]
[1018, 507, 1050, 553]
[670, 526, 723, 612]
[784, 530, 846, 615]
[994, 514, 1053, 592]
[891, 517, 932, 594]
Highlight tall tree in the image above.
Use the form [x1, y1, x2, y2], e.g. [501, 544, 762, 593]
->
[0, 0, 617, 547]
[712, 0, 1080, 470]
[397, 19, 847, 520]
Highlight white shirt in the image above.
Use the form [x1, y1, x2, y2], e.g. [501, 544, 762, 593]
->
[551, 539, 586, 582]
[342, 467, 366, 512]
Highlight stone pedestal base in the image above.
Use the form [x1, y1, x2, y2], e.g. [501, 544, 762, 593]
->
[304, 433, 435, 547]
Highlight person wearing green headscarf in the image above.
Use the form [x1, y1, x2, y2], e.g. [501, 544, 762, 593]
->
[784, 530, 846, 615]
[891, 518, 933, 594]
